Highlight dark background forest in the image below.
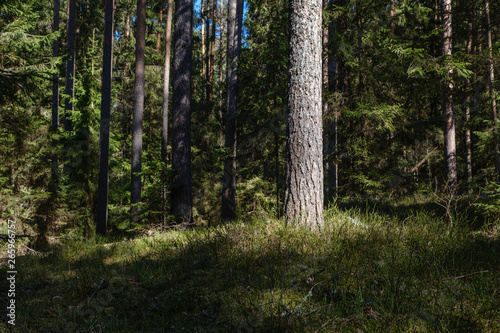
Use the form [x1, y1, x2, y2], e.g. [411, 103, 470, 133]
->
[1, 0, 500, 234]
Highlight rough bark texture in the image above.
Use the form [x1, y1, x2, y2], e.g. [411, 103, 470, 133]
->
[64, 0, 76, 132]
[285, 0, 324, 230]
[96, 0, 115, 236]
[131, 0, 146, 223]
[442, 0, 457, 189]
[172, 0, 193, 224]
[221, 0, 242, 220]
[486, 0, 499, 179]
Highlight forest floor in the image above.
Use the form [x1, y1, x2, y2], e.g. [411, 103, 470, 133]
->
[1, 195, 499, 332]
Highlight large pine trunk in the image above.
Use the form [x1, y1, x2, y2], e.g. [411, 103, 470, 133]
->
[171, 0, 193, 224]
[284, 0, 324, 230]
[441, 0, 457, 189]
[130, 0, 146, 223]
[96, 0, 115, 236]
[161, 0, 174, 224]
[221, 0, 242, 220]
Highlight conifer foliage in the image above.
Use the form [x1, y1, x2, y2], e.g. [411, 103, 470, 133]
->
[1, 0, 500, 236]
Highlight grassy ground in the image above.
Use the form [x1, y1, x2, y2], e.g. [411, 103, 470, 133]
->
[1, 197, 499, 332]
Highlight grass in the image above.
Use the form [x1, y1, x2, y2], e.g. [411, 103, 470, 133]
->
[1, 197, 499, 332]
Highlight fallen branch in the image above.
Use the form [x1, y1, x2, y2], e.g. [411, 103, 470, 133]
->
[410, 147, 438, 173]
[442, 270, 489, 281]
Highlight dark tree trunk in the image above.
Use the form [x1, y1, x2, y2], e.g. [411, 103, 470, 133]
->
[131, 0, 147, 223]
[486, 0, 499, 179]
[465, 19, 473, 182]
[390, 0, 395, 35]
[218, 0, 225, 129]
[51, 0, 60, 180]
[157, 1, 163, 51]
[171, 0, 193, 224]
[221, 0, 242, 221]
[285, 0, 324, 230]
[208, 0, 217, 102]
[96, 0, 115, 236]
[441, 0, 457, 190]
[64, 0, 76, 132]
[323, 0, 337, 201]
[161, 0, 174, 224]
[201, 0, 206, 104]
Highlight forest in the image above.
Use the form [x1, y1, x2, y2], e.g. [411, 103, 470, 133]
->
[1, 0, 499, 331]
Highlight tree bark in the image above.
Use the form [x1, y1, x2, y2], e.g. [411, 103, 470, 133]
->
[465, 19, 473, 182]
[285, 0, 324, 230]
[208, 0, 217, 102]
[485, 0, 499, 179]
[201, 0, 206, 103]
[64, 0, 76, 132]
[218, 0, 225, 131]
[390, 0, 395, 35]
[51, 0, 60, 180]
[441, 0, 457, 190]
[323, 0, 337, 201]
[96, 0, 115, 236]
[131, 0, 147, 223]
[171, 0, 193, 224]
[157, 1, 163, 51]
[161, 0, 174, 224]
[221, 0, 242, 221]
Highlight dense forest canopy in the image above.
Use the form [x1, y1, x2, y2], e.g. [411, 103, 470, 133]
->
[1, 0, 500, 237]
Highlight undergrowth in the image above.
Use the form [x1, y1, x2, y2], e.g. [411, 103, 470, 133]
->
[1, 199, 499, 332]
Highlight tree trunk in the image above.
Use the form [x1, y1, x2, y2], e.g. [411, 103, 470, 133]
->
[64, 0, 76, 132]
[285, 0, 324, 230]
[485, 0, 499, 179]
[96, 0, 115, 236]
[208, 0, 217, 102]
[131, 0, 146, 223]
[441, 0, 457, 190]
[323, 0, 337, 201]
[51, 0, 60, 180]
[465, 20, 473, 182]
[221, 0, 242, 221]
[390, 0, 395, 35]
[157, 1, 163, 51]
[161, 0, 174, 224]
[218, 0, 225, 134]
[201, 0, 206, 104]
[171, 0, 193, 224]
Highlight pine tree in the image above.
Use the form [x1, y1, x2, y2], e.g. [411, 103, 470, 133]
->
[221, 0, 243, 220]
[161, 0, 173, 224]
[284, 0, 324, 230]
[171, 0, 193, 224]
[131, 0, 147, 223]
[96, 0, 115, 236]
[442, 0, 457, 189]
